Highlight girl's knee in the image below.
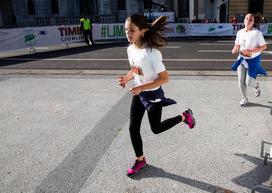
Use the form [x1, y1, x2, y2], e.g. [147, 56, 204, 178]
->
[150, 127, 160, 134]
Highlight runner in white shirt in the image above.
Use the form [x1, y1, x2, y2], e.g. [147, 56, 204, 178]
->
[118, 14, 196, 177]
[232, 13, 267, 106]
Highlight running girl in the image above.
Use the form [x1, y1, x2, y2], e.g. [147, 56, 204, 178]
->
[231, 13, 267, 107]
[118, 14, 196, 177]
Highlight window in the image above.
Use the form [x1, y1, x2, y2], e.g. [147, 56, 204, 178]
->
[144, 0, 152, 9]
[249, 0, 263, 14]
[51, 0, 59, 14]
[79, 0, 91, 15]
[27, 0, 35, 15]
[178, 0, 189, 18]
[118, 0, 126, 10]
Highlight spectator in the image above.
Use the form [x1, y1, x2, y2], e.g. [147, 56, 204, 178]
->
[160, 3, 167, 12]
[204, 17, 210, 23]
[191, 16, 198, 23]
[212, 18, 218, 23]
[231, 16, 238, 24]
[260, 16, 267, 23]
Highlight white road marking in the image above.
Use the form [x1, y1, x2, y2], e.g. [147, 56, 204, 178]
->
[1, 58, 272, 62]
[201, 42, 272, 45]
[165, 46, 181, 49]
[264, 51, 272, 55]
[198, 50, 272, 55]
[216, 40, 234, 43]
[198, 50, 231, 53]
[199, 43, 233, 46]
[122, 46, 181, 49]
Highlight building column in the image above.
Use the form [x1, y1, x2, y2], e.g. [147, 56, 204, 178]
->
[173, 0, 178, 18]
[98, 0, 111, 15]
[189, 0, 194, 21]
[198, 0, 205, 19]
[0, 11, 3, 27]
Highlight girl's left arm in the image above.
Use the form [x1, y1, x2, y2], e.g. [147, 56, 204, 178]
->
[129, 71, 169, 95]
[244, 44, 267, 56]
[251, 44, 267, 53]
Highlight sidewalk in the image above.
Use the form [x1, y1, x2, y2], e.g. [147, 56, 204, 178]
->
[0, 41, 124, 59]
[0, 74, 271, 193]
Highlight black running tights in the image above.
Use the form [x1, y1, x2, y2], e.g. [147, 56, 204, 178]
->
[129, 95, 182, 157]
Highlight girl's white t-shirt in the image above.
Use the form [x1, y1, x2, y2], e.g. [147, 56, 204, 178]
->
[127, 45, 166, 91]
[235, 28, 266, 68]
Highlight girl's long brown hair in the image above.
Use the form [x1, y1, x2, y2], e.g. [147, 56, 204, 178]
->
[126, 14, 168, 49]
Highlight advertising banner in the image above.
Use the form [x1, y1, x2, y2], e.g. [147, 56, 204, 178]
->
[92, 23, 190, 40]
[92, 23, 126, 40]
[56, 25, 84, 43]
[190, 23, 234, 36]
[260, 23, 272, 36]
[0, 23, 271, 52]
[166, 23, 189, 37]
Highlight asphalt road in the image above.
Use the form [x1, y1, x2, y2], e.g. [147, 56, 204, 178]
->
[1, 74, 271, 193]
[0, 40, 271, 71]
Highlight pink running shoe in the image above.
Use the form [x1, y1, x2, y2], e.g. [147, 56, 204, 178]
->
[127, 158, 147, 177]
[182, 108, 196, 129]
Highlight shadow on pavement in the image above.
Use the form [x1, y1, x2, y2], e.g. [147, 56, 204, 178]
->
[0, 42, 128, 67]
[131, 164, 235, 193]
[246, 102, 272, 109]
[232, 153, 272, 190]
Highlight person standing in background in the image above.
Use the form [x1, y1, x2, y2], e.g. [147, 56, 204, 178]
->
[80, 15, 95, 46]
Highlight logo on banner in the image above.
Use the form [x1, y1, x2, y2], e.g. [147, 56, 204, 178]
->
[58, 26, 84, 42]
[232, 24, 244, 34]
[100, 25, 125, 38]
[176, 24, 186, 35]
[24, 29, 37, 46]
[208, 27, 216, 32]
[39, 31, 48, 35]
[208, 26, 223, 33]
[25, 33, 35, 42]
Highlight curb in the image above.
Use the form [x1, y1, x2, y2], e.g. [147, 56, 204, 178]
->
[0, 69, 271, 77]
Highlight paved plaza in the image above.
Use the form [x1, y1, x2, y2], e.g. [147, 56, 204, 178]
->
[0, 40, 271, 193]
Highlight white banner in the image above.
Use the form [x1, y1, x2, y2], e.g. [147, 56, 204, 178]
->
[260, 23, 272, 36]
[190, 23, 234, 36]
[0, 23, 271, 52]
[92, 23, 190, 40]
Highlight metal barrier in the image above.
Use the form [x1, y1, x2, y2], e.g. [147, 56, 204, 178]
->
[251, 140, 272, 193]
[35, 15, 117, 27]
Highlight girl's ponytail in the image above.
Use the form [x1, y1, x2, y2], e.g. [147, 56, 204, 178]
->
[144, 16, 168, 49]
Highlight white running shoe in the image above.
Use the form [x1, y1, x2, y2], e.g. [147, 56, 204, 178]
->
[240, 97, 248, 107]
[254, 82, 261, 97]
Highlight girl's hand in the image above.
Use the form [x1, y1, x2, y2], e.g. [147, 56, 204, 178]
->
[232, 45, 240, 54]
[240, 49, 252, 57]
[129, 86, 143, 96]
[232, 47, 239, 54]
[118, 76, 127, 88]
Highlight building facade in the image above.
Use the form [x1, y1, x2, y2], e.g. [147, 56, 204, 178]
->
[229, 0, 272, 22]
[0, 0, 271, 28]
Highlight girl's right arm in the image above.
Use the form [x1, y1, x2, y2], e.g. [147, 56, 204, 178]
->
[232, 44, 240, 54]
[118, 70, 134, 88]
